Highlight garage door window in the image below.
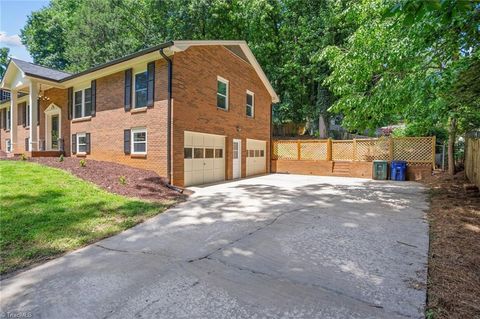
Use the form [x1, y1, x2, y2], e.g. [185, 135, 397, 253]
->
[205, 148, 214, 158]
[132, 128, 147, 154]
[184, 148, 193, 159]
[215, 149, 223, 158]
[194, 148, 204, 158]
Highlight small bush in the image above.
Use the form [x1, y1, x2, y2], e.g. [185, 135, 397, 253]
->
[119, 176, 127, 185]
[59, 154, 64, 162]
[20, 154, 27, 161]
[79, 159, 87, 167]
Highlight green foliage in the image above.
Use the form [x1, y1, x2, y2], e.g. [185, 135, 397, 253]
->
[0, 47, 10, 79]
[20, 153, 27, 161]
[0, 160, 166, 274]
[119, 175, 127, 185]
[79, 159, 86, 167]
[59, 154, 64, 162]
[322, 0, 480, 136]
[19, 0, 480, 138]
[20, 0, 353, 129]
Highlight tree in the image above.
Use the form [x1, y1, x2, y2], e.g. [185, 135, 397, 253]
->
[322, 0, 479, 174]
[0, 47, 10, 79]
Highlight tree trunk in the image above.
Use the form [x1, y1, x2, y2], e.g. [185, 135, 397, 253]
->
[448, 117, 456, 175]
[318, 115, 327, 138]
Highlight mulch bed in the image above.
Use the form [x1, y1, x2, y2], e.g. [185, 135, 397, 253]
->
[15, 157, 184, 202]
[423, 171, 480, 318]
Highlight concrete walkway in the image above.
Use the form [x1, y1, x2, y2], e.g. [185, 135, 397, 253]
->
[0, 174, 429, 319]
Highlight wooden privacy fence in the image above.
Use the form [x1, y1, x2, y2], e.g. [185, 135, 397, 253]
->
[273, 137, 436, 168]
[465, 137, 480, 187]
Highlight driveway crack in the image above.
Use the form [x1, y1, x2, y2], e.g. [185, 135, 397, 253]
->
[187, 206, 308, 263]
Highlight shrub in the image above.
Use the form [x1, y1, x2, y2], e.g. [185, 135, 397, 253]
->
[59, 154, 64, 162]
[119, 176, 127, 185]
[79, 159, 87, 167]
[20, 154, 27, 161]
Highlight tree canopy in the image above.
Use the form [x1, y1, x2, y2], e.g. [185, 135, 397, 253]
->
[20, 0, 479, 144]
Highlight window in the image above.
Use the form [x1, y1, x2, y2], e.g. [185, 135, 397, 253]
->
[246, 91, 254, 117]
[6, 139, 11, 152]
[194, 148, 204, 158]
[205, 148, 214, 158]
[26, 104, 30, 127]
[74, 87, 92, 118]
[77, 133, 87, 153]
[6, 107, 11, 130]
[131, 128, 147, 154]
[217, 77, 228, 110]
[215, 149, 223, 158]
[134, 71, 148, 108]
[184, 148, 193, 159]
[260, 150, 265, 157]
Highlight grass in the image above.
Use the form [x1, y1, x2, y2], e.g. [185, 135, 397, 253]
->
[0, 160, 170, 275]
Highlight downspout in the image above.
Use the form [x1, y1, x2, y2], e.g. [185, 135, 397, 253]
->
[159, 48, 177, 190]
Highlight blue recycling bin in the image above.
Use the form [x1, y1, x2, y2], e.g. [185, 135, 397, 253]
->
[390, 160, 407, 181]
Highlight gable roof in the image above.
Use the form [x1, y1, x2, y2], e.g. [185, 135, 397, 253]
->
[2, 41, 279, 103]
[10, 58, 72, 81]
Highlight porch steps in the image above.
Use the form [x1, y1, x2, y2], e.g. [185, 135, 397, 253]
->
[332, 162, 350, 176]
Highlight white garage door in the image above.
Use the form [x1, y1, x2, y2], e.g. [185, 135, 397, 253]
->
[246, 139, 267, 176]
[184, 131, 225, 186]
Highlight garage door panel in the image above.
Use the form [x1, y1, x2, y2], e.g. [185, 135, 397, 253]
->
[246, 139, 266, 177]
[184, 131, 225, 187]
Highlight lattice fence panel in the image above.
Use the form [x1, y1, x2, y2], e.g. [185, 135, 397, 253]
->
[356, 138, 390, 161]
[393, 137, 433, 163]
[273, 141, 298, 160]
[300, 141, 327, 160]
[332, 141, 354, 161]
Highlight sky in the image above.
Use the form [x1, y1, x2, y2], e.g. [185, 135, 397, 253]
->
[0, 0, 50, 62]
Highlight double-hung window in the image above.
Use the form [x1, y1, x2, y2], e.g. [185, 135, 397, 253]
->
[77, 133, 87, 153]
[134, 70, 148, 108]
[246, 90, 254, 117]
[131, 128, 147, 154]
[217, 77, 229, 110]
[74, 87, 92, 118]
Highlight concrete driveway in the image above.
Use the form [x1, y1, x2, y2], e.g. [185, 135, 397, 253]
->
[0, 174, 429, 319]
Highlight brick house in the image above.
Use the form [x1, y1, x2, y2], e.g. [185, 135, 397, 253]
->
[0, 40, 279, 187]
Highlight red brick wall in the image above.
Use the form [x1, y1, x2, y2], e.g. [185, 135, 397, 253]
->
[69, 59, 169, 176]
[171, 45, 272, 186]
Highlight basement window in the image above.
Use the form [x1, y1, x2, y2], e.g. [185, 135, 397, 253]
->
[131, 127, 147, 154]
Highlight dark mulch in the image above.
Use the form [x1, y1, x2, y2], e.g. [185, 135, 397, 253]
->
[423, 171, 480, 319]
[17, 157, 184, 202]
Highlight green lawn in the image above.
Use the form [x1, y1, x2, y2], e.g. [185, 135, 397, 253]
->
[0, 160, 170, 275]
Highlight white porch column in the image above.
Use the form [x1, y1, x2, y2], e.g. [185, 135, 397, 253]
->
[10, 90, 17, 153]
[29, 80, 39, 151]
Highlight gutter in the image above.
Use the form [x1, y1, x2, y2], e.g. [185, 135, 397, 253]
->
[159, 47, 175, 190]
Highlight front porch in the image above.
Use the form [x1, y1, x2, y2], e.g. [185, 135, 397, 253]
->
[1, 59, 71, 156]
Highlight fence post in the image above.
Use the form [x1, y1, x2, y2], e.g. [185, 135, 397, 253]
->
[389, 138, 394, 161]
[353, 139, 357, 161]
[327, 138, 332, 161]
[297, 141, 301, 160]
[432, 136, 436, 170]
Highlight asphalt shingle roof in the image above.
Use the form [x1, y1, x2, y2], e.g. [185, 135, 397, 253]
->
[11, 58, 72, 81]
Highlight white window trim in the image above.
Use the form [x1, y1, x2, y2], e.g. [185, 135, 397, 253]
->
[73, 86, 92, 119]
[76, 132, 87, 154]
[131, 127, 147, 155]
[246, 90, 255, 118]
[217, 76, 229, 110]
[133, 69, 148, 109]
